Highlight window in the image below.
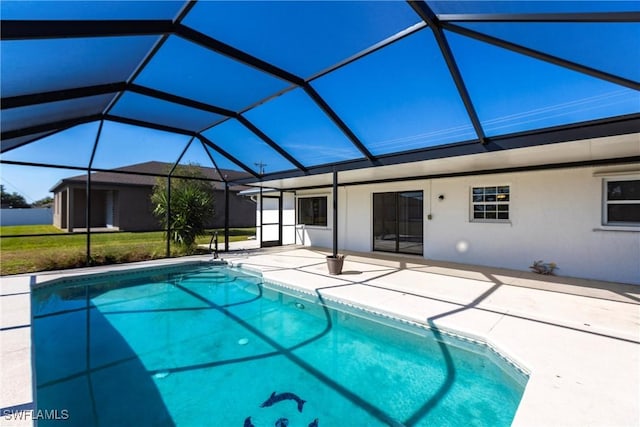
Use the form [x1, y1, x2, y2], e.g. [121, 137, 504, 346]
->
[603, 178, 640, 226]
[471, 185, 510, 222]
[297, 196, 327, 227]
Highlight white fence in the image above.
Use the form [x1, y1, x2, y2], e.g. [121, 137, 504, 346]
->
[0, 208, 53, 226]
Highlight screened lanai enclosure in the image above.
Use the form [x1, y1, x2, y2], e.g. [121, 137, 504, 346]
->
[1, 1, 639, 277]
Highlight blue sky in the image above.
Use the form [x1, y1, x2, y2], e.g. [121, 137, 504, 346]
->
[1, 1, 639, 202]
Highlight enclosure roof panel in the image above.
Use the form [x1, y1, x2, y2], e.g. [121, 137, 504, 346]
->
[1, 0, 638, 186]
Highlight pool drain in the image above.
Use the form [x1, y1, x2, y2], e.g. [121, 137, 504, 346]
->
[238, 338, 249, 345]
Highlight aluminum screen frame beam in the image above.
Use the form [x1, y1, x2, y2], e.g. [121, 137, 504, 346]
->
[1, 114, 102, 142]
[409, 0, 487, 144]
[128, 84, 236, 117]
[175, 24, 377, 162]
[0, 159, 232, 184]
[1, 127, 72, 153]
[442, 22, 640, 91]
[437, 12, 640, 23]
[1, 83, 125, 109]
[235, 115, 309, 172]
[0, 20, 175, 40]
[0, 81, 309, 173]
[103, 115, 260, 179]
[233, 113, 640, 184]
[197, 134, 261, 179]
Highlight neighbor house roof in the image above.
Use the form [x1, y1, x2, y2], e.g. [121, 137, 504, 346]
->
[50, 161, 251, 193]
[1, 1, 638, 190]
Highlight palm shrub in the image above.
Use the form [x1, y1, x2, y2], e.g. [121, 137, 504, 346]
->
[151, 164, 215, 253]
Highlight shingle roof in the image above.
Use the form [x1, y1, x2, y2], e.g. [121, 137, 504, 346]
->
[50, 161, 251, 192]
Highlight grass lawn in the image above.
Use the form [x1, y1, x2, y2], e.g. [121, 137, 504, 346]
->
[0, 224, 63, 235]
[0, 226, 255, 276]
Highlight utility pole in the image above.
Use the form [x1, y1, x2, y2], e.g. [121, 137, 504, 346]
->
[254, 161, 267, 175]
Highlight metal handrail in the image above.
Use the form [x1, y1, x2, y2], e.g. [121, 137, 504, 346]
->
[209, 231, 219, 259]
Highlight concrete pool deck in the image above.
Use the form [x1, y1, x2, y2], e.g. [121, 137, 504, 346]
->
[1, 247, 638, 426]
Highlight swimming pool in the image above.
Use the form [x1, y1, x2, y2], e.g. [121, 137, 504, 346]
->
[32, 263, 527, 426]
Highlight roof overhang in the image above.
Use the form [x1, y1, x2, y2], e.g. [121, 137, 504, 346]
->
[252, 131, 640, 191]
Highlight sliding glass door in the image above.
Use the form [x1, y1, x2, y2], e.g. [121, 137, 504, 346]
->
[373, 192, 397, 252]
[373, 191, 423, 255]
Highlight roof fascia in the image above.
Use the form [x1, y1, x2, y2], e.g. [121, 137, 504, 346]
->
[272, 155, 640, 192]
[233, 113, 640, 184]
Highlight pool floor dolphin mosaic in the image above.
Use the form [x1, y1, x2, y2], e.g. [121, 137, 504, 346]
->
[245, 391, 319, 426]
[260, 391, 306, 413]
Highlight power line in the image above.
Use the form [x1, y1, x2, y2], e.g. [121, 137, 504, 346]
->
[0, 176, 36, 203]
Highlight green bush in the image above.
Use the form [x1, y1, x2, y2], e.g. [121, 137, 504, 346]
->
[151, 164, 215, 253]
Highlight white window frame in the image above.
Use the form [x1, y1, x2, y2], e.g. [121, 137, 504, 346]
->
[602, 176, 640, 227]
[296, 195, 329, 228]
[470, 185, 511, 223]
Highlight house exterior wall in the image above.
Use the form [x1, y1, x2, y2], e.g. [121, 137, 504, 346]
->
[293, 165, 640, 285]
[116, 186, 157, 231]
[218, 190, 256, 228]
[53, 191, 65, 228]
[71, 189, 108, 228]
[52, 184, 255, 232]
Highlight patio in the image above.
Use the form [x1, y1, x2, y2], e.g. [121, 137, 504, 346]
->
[2, 248, 638, 426]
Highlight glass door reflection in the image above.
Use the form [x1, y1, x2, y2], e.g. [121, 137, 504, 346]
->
[373, 191, 423, 255]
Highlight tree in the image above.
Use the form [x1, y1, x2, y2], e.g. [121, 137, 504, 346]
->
[150, 164, 215, 252]
[0, 185, 31, 208]
[33, 196, 54, 207]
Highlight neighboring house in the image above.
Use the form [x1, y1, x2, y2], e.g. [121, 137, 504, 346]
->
[50, 161, 255, 231]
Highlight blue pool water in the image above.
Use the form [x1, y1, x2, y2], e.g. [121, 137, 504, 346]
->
[32, 264, 527, 426]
